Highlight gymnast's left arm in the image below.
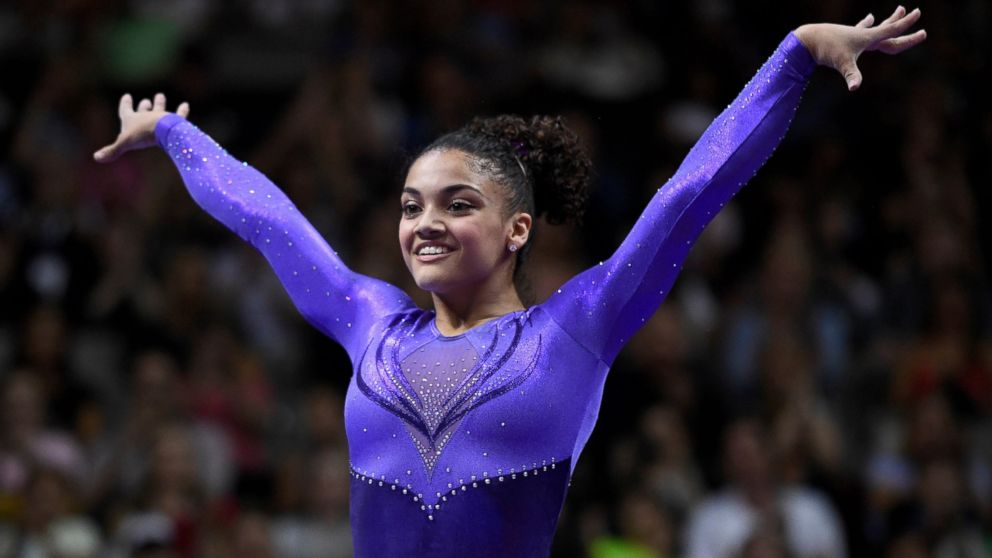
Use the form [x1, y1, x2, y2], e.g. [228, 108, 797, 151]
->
[541, 8, 925, 364]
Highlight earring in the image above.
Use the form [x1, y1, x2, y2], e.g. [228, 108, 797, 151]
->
[508, 244, 518, 253]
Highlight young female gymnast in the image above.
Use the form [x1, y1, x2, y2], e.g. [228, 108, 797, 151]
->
[94, 8, 924, 557]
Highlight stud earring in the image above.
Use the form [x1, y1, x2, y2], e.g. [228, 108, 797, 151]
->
[508, 244, 518, 253]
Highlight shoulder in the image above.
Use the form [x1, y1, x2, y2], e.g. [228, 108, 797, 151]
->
[781, 486, 841, 523]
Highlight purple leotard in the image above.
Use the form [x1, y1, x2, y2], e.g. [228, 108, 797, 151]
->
[155, 33, 815, 557]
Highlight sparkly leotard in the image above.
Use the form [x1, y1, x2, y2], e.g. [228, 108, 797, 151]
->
[155, 33, 815, 557]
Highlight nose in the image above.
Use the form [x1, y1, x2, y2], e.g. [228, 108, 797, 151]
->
[414, 209, 445, 238]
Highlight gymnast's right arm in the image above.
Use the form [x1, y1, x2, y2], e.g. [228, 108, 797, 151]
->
[94, 94, 414, 359]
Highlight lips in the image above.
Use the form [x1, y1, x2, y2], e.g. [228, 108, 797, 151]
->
[416, 252, 452, 262]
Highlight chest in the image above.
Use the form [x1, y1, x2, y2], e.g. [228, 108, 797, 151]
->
[343, 311, 587, 488]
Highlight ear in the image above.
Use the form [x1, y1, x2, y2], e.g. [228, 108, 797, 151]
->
[508, 211, 533, 250]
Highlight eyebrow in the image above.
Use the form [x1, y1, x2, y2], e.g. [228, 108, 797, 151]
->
[402, 184, 487, 200]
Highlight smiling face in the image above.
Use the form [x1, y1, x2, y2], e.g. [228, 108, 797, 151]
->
[399, 149, 530, 296]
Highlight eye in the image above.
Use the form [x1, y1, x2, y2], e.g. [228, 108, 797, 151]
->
[402, 202, 421, 217]
[449, 200, 474, 213]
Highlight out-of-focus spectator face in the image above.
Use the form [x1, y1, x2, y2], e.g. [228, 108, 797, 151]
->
[79, 95, 118, 164]
[272, 453, 306, 514]
[304, 387, 344, 447]
[190, 326, 240, 380]
[617, 491, 674, 553]
[150, 425, 198, 494]
[884, 533, 931, 558]
[917, 458, 964, 528]
[816, 196, 854, 255]
[134, 351, 179, 399]
[33, 56, 84, 107]
[628, 305, 687, 370]
[33, 156, 76, 211]
[2, 371, 45, 444]
[23, 468, 73, 533]
[527, 222, 582, 303]
[907, 395, 958, 460]
[24, 306, 67, 370]
[931, 277, 971, 335]
[640, 405, 690, 463]
[356, 206, 406, 281]
[723, 420, 771, 489]
[638, 405, 701, 513]
[759, 334, 811, 405]
[231, 511, 275, 558]
[165, 247, 208, 306]
[915, 215, 966, 277]
[759, 225, 811, 312]
[307, 449, 349, 518]
[627, 306, 697, 413]
[739, 529, 789, 558]
[338, 56, 398, 156]
[607, 437, 639, 483]
[74, 397, 107, 451]
[97, 218, 143, 272]
[419, 56, 473, 129]
[132, 351, 181, 424]
[280, 154, 320, 211]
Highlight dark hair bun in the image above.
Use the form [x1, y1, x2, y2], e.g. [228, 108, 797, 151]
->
[465, 115, 592, 226]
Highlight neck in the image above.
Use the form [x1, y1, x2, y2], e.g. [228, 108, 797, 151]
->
[740, 480, 774, 509]
[430, 274, 525, 336]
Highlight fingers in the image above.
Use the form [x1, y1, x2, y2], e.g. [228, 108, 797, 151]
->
[878, 29, 927, 54]
[881, 5, 907, 25]
[118, 93, 133, 118]
[885, 7, 921, 35]
[129, 92, 186, 114]
[868, 6, 923, 53]
[873, 7, 921, 42]
[841, 57, 862, 91]
[93, 142, 120, 163]
[856, 13, 874, 28]
[99, 92, 186, 164]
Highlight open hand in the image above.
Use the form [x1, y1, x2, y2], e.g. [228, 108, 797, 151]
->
[93, 93, 190, 163]
[795, 6, 926, 91]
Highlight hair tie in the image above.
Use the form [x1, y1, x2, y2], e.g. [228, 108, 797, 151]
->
[511, 140, 530, 159]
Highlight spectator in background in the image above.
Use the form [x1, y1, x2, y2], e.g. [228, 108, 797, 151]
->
[185, 325, 273, 476]
[270, 447, 352, 558]
[685, 418, 845, 558]
[587, 489, 677, 558]
[864, 393, 992, 556]
[3, 466, 103, 558]
[758, 332, 844, 486]
[0, 371, 84, 498]
[723, 220, 852, 403]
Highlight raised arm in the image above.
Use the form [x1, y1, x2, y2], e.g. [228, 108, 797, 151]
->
[541, 9, 925, 364]
[94, 95, 414, 360]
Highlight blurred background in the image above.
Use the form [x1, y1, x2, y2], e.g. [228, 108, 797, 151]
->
[0, 0, 989, 557]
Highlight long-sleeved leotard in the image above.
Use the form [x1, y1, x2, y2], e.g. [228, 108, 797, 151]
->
[156, 32, 815, 558]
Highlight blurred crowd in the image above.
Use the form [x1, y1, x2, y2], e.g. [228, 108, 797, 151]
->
[0, 0, 989, 557]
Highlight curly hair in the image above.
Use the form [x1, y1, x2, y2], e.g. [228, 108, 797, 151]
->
[417, 115, 593, 298]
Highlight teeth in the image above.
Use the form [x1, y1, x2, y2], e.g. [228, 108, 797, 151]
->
[418, 245, 450, 256]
